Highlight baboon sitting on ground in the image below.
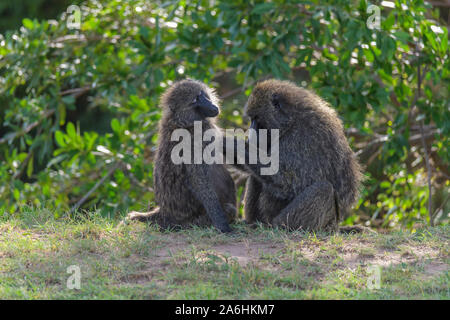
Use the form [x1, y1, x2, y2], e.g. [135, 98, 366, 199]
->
[227, 79, 363, 232]
[126, 79, 236, 233]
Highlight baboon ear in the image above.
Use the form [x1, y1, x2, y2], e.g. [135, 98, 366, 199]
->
[271, 93, 282, 109]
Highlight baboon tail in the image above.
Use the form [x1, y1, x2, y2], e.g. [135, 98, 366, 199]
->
[126, 207, 161, 223]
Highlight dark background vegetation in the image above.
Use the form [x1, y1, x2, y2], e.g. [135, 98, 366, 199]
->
[0, 0, 448, 231]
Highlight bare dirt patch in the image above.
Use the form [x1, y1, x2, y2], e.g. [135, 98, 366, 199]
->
[139, 236, 448, 278]
[338, 243, 443, 269]
[206, 242, 280, 266]
[423, 262, 448, 277]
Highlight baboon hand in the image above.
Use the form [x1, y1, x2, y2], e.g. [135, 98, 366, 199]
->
[209, 207, 233, 233]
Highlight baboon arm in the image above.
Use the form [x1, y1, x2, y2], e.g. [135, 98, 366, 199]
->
[272, 180, 338, 232]
[185, 165, 232, 233]
[222, 136, 265, 179]
[243, 176, 262, 223]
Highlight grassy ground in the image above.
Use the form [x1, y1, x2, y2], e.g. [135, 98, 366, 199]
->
[0, 209, 448, 299]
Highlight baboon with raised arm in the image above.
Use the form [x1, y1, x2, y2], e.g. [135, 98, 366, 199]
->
[228, 79, 363, 232]
[126, 79, 236, 233]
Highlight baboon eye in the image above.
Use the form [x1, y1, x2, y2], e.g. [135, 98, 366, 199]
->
[272, 93, 281, 109]
[192, 95, 199, 104]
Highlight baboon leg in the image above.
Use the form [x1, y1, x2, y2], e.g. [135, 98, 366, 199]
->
[243, 176, 262, 224]
[222, 136, 264, 177]
[272, 181, 338, 232]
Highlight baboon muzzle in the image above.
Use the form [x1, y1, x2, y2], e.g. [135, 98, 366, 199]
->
[250, 119, 272, 151]
[196, 92, 219, 117]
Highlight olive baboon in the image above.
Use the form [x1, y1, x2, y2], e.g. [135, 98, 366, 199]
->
[227, 79, 363, 232]
[126, 79, 236, 233]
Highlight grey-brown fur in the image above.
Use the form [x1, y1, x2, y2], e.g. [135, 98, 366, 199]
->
[127, 79, 236, 232]
[229, 79, 363, 232]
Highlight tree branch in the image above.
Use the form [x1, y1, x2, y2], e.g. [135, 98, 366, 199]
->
[0, 109, 55, 144]
[70, 163, 119, 214]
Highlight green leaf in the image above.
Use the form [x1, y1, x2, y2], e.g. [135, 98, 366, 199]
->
[62, 95, 75, 105]
[66, 122, 76, 139]
[26, 153, 34, 178]
[251, 3, 276, 15]
[393, 31, 411, 44]
[46, 154, 68, 168]
[111, 118, 121, 133]
[440, 28, 448, 54]
[58, 104, 66, 126]
[363, 48, 374, 62]
[424, 27, 439, 51]
[22, 18, 34, 29]
[13, 189, 20, 201]
[383, 13, 395, 31]
[380, 181, 391, 189]
[55, 131, 66, 147]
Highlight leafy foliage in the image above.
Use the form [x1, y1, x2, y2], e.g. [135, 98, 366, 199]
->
[0, 0, 448, 229]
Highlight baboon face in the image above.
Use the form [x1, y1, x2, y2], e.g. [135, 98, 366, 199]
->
[245, 80, 296, 132]
[162, 79, 220, 126]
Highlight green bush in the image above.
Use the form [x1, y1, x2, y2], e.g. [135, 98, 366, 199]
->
[0, 0, 448, 230]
